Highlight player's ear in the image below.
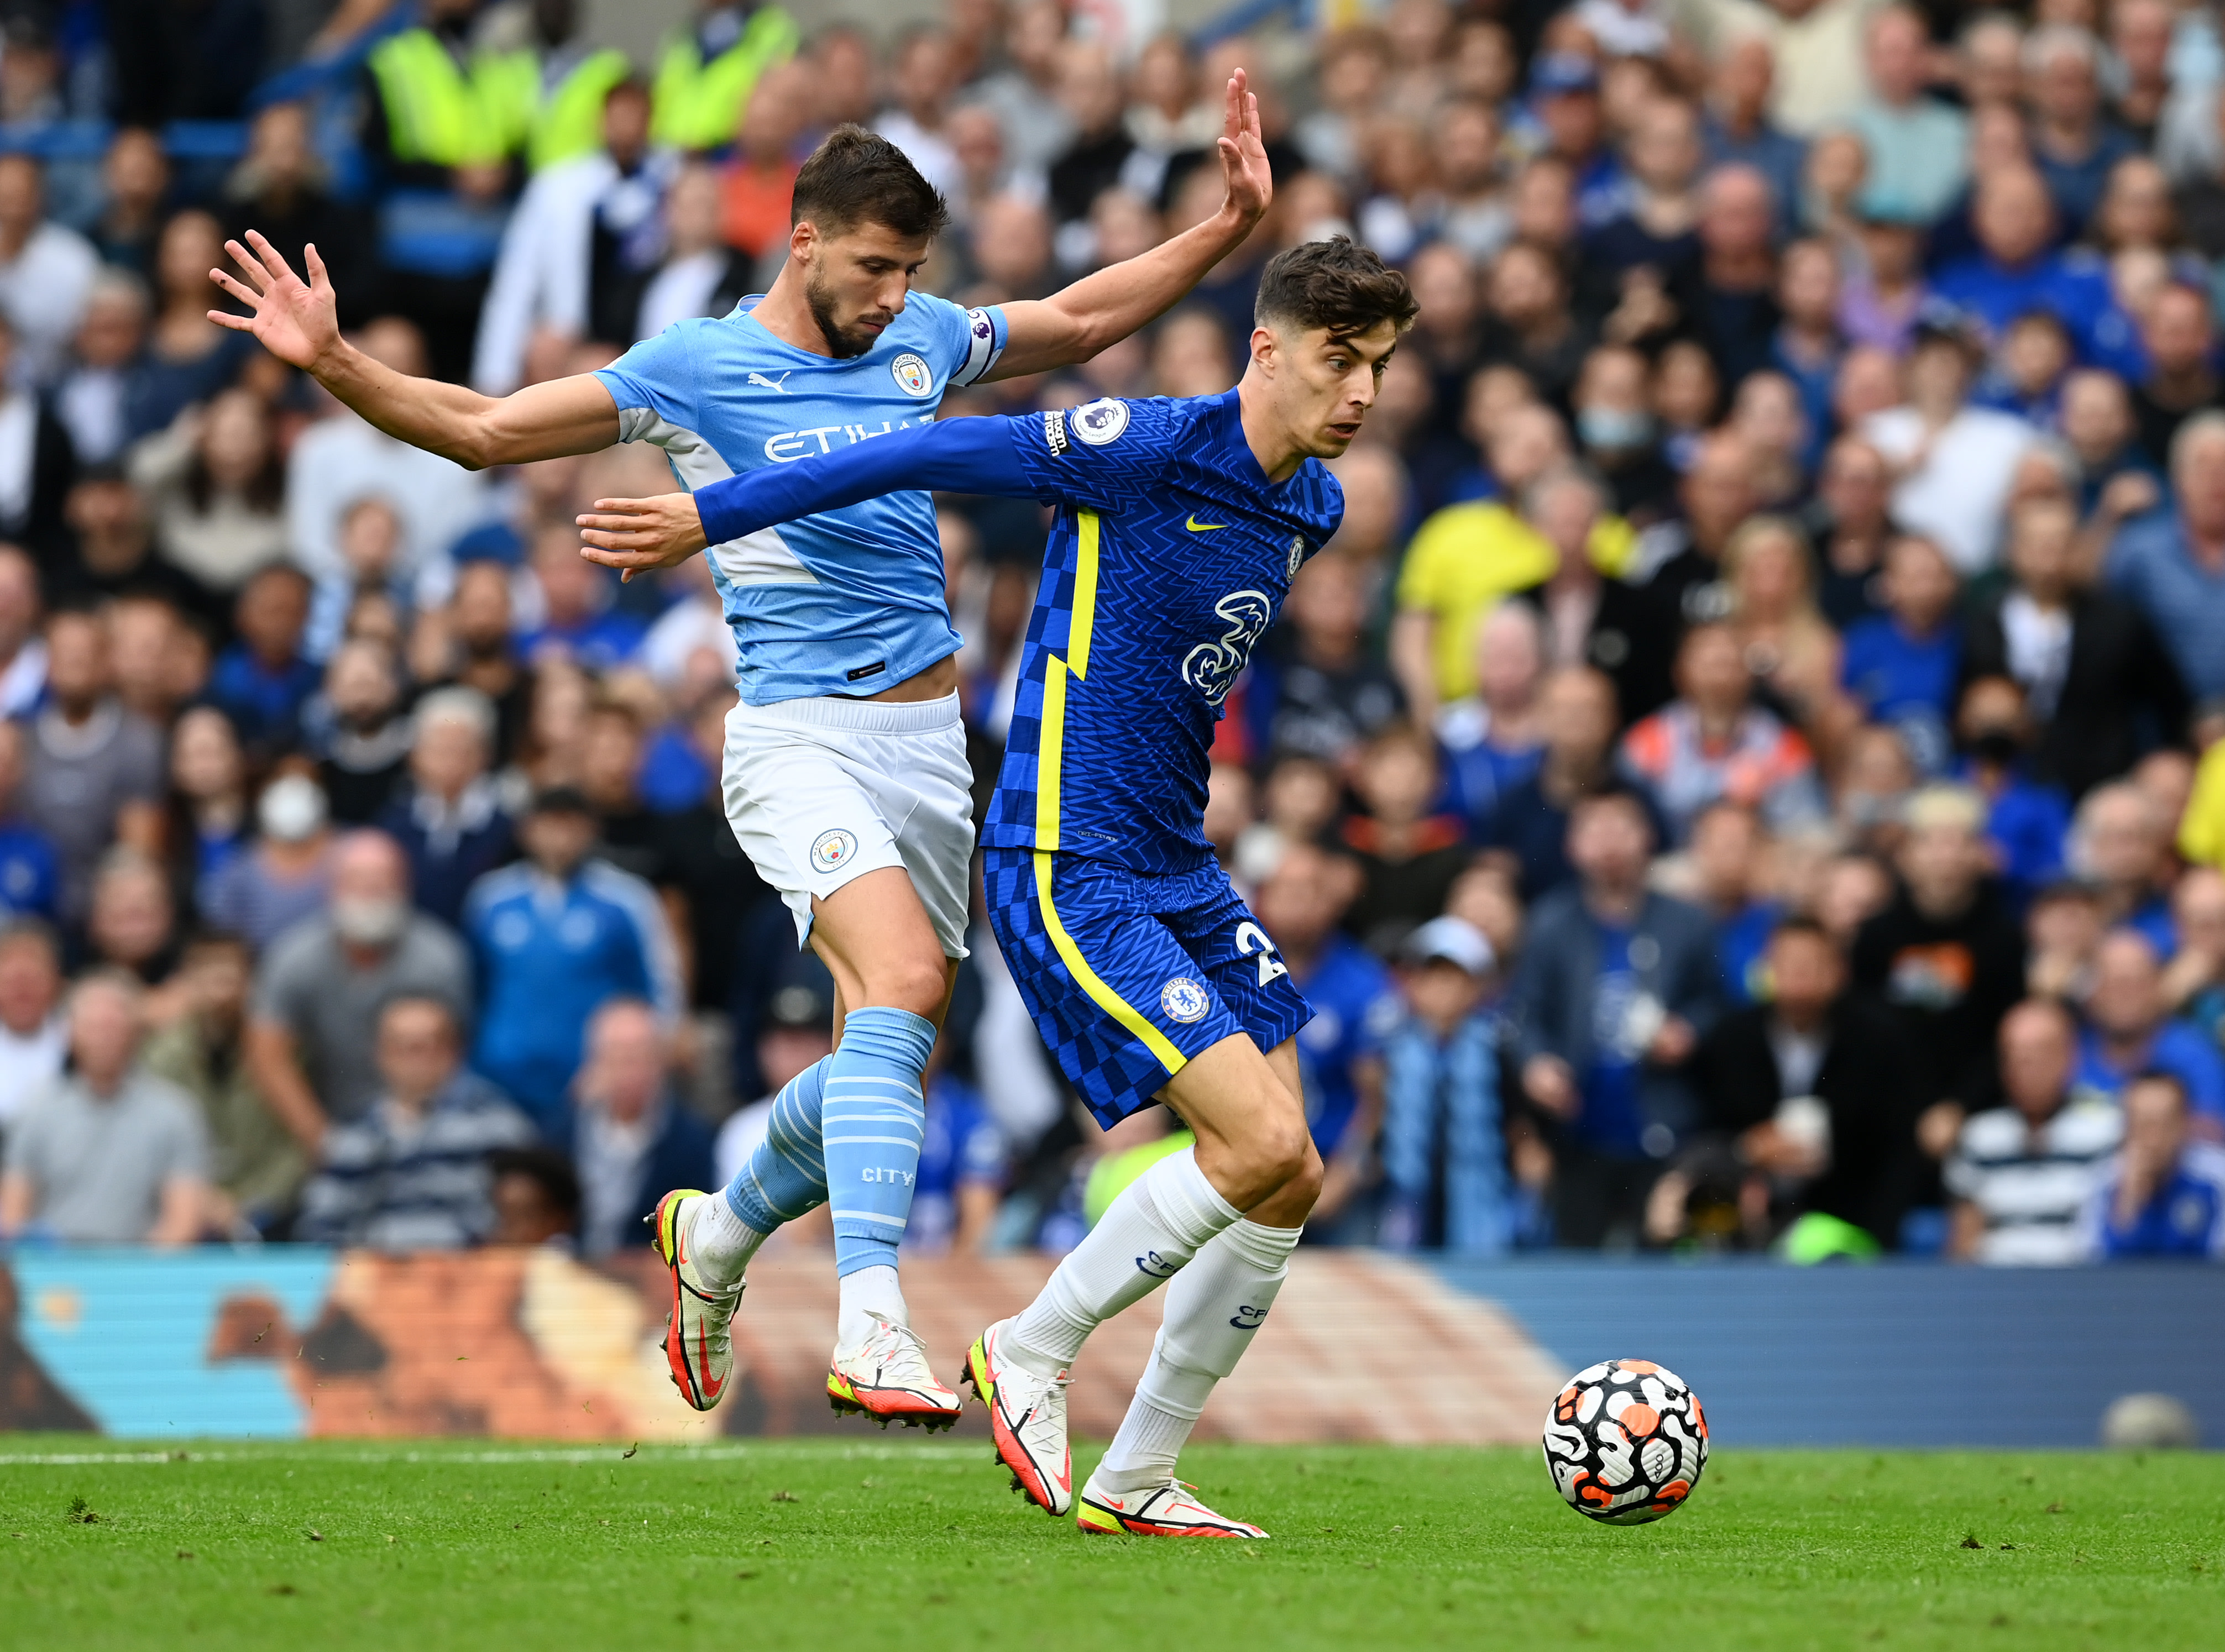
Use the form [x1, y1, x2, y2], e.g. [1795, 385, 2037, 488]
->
[788, 218, 818, 266]
[1249, 324, 1278, 376]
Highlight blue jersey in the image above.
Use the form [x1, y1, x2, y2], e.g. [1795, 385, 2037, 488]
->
[982, 390, 1346, 874]
[593, 292, 1008, 704]
[463, 858, 683, 1129]
[1292, 936, 1400, 1156]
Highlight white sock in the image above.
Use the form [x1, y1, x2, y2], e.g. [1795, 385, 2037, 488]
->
[1093, 1219, 1302, 1493]
[836, 1263, 908, 1350]
[1008, 1146, 1240, 1376]
[689, 1193, 767, 1285]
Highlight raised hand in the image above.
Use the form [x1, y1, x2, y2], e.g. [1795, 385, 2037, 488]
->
[1216, 67, 1272, 225]
[577, 493, 710, 581]
[208, 231, 341, 373]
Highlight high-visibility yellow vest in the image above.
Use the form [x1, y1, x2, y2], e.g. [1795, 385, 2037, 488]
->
[369, 28, 537, 168]
[530, 46, 634, 171]
[650, 5, 798, 152]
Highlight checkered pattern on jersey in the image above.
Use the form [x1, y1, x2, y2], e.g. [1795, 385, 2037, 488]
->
[983, 847, 1315, 1127]
[980, 390, 1346, 878]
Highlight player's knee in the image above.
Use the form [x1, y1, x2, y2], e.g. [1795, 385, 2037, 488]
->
[1245, 1114, 1312, 1193]
[860, 952, 950, 1020]
[1283, 1139, 1326, 1212]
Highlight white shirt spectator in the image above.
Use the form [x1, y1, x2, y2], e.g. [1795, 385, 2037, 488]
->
[1862, 404, 2038, 574]
[0, 1009, 63, 1129]
[1947, 1098, 2124, 1265]
[286, 413, 493, 591]
[641, 589, 738, 690]
[0, 219, 97, 386]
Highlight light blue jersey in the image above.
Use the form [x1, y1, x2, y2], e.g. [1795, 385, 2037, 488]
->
[594, 292, 1008, 704]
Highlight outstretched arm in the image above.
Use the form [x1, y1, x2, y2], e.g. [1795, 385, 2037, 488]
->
[577, 415, 1038, 580]
[986, 70, 1273, 381]
[209, 232, 620, 469]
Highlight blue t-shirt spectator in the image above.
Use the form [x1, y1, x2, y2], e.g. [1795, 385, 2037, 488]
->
[1715, 899, 1781, 1006]
[2075, 1020, 2225, 1120]
[2081, 1142, 2225, 1258]
[207, 647, 322, 753]
[1965, 768, 2071, 903]
[1293, 934, 1401, 1157]
[1933, 247, 2141, 377]
[519, 611, 649, 673]
[1841, 615, 1960, 773]
[0, 821, 59, 920]
[1439, 727, 1545, 846]
[1579, 922, 1648, 1157]
[463, 857, 682, 1132]
[2108, 511, 2225, 702]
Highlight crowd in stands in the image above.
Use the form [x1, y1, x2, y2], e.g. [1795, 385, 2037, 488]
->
[5, 0, 2225, 1267]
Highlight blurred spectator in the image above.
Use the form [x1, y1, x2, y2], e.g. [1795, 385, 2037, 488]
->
[908, 1067, 1009, 1256]
[1947, 998, 2121, 1264]
[307, 639, 413, 825]
[21, 608, 164, 924]
[90, 128, 169, 278]
[1570, 345, 1676, 521]
[0, 719, 57, 922]
[2074, 929, 2225, 1119]
[1861, 312, 2037, 575]
[1247, 550, 1404, 768]
[247, 830, 474, 1146]
[1952, 676, 2071, 902]
[0, 547, 43, 720]
[1337, 725, 1469, 951]
[129, 209, 255, 444]
[1687, 801, 1779, 1005]
[53, 271, 149, 471]
[2025, 26, 2134, 235]
[463, 786, 678, 1132]
[1508, 464, 1673, 723]
[522, 523, 645, 670]
[714, 959, 835, 1191]
[2080, 1071, 2225, 1257]
[1841, 534, 1962, 774]
[1254, 842, 1396, 1234]
[53, 466, 212, 621]
[1689, 916, 1920, 1251]
[164, 705, 248, 908]
[489, 1145, 583, 1247]
[1437, 602, 1545, 842]
[1379, 915, 1511, 1255]
[1643, 430, 1756, 632]
[202, 773, 338, 955]
[0, 314, 77, 559]
[0, 920, 62, 1132]
[1965, 496, 2187, 799]
[285, 317, 491, 599]
[1934, 167, 2128, 377]
[296, 995, 535, 1250]
[2108, 412, 2225, 702]
[208, 565, 319, 755]
[86, 848, 182, 1011]
[2070, 780, 2177, 952]
[377, 686, 515, 927]
[877, 27, 965, 204]
[1620, 623, 1824, 844]
[1701, 39, 1805, 226]
[567, 998, 713, 1260]
[1514, 785, 1724, 1247]
[143, 931, 305, 1238]
[1848, 6, 1968, 224]
[632, 164, 751, 343]
[222, 102, 373, 332]
[1721, 513, 1841, 733]
[1854, 785, 2028, 1122]
[127, 390, 287, 595]
[1485, 665, 1621, 901]
[0, 154, 97, 385]
[1839, 207, 1928, 358]
[0, 972, 207, 1245]
[964, 1, 1074, 176]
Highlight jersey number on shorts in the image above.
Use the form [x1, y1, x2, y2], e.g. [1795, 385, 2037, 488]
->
[1235, 921, 1289, 986]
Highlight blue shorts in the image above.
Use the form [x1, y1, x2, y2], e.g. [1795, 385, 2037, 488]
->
[983, 847, 1313, 1127]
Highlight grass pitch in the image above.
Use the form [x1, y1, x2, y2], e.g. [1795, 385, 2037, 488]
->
[2, 1438, 2221, 1651]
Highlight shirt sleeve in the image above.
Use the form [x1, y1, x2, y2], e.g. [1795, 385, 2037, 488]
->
[593, 323, 703, 445]
[1003, 396, 1177, 515]
[913, 292, 1008, 390]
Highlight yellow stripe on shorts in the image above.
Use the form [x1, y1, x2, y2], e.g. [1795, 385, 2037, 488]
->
[1032, 850, 1187, 1076]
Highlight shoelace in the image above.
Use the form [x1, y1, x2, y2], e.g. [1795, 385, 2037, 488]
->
[862, 1315, 945, 1386]
[1014, 1367, 1071, 1457]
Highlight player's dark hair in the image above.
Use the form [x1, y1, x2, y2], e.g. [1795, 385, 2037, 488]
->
[790, 124, 951, 241]
[1254, 235, 1420, 340]
[1769, 915, 1837, 950]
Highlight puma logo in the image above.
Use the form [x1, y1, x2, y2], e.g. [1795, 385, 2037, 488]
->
[747, 371, 792, 393]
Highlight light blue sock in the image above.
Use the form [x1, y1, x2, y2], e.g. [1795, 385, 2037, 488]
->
[725, 1056, 832, 1234]
[822, 1006, 936, 1279]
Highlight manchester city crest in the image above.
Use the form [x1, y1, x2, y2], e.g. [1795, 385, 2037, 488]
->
[890, 353, 934, 397]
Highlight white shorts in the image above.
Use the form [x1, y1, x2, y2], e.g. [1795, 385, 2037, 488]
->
[720, 690, 974, 958]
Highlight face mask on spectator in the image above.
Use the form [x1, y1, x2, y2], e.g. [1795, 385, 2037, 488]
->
[1577, 406, 1653, 451]
[259, 774, 328, 843]
[332, 895, 409, 947]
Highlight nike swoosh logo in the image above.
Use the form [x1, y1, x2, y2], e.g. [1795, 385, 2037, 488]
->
[1186, 515, 1226, 532]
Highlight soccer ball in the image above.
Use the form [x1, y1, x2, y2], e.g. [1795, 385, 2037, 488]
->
[1541, 1359, 1708, 1525]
